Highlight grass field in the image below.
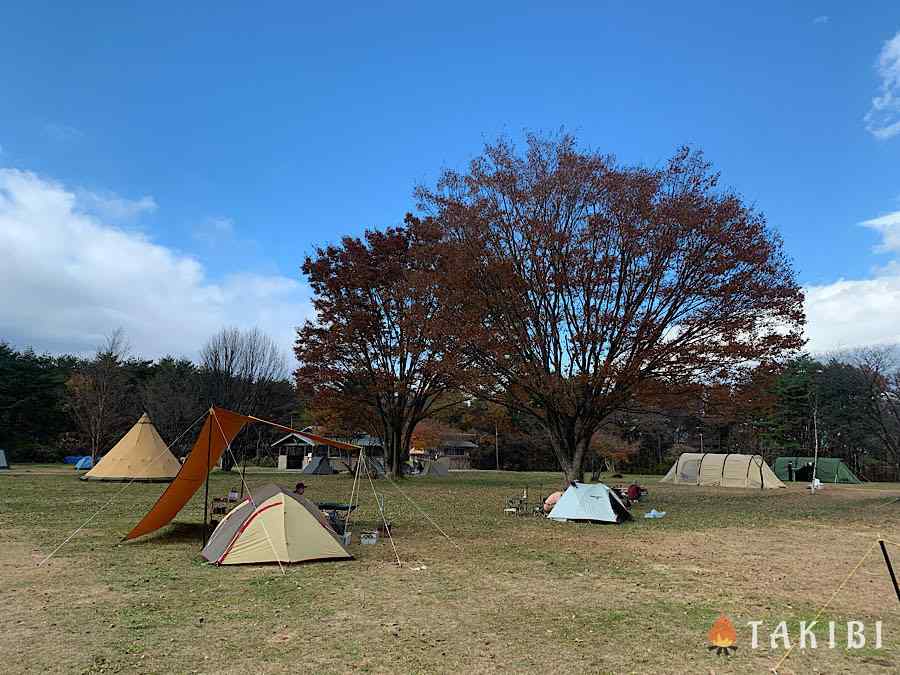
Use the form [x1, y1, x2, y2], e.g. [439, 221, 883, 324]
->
[2, 466, 899, 674]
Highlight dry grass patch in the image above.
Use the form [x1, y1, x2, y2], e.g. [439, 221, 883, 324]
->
[1, 468, 898, 673]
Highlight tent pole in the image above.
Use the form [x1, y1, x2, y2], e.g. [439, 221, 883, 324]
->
[202, 411, 212, 546]
[239, 439, 248, 499]
[879, 540, 900, 604]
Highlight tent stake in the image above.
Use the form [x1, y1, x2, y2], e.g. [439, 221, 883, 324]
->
[202, 411, 212, 547]
[878, 539, 900, 604]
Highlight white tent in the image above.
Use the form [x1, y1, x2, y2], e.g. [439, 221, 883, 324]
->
[547, 482, 631, 524]
[660, 453, 784, 489]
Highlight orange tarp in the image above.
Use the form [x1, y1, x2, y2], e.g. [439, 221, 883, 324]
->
[125, 407, 361, 541]
[125, 407, 249, 540]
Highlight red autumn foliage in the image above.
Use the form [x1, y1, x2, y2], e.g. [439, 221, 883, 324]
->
[294, 215, 465, 477]
[418, 134, 805, 480]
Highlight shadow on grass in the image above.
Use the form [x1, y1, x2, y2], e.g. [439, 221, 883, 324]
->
[124, 521, 208, 546]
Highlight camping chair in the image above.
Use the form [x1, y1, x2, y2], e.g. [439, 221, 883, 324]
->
[316, 501, 358, 535]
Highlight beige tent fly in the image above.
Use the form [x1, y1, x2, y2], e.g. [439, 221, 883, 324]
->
[201, 484, 352, 565]
[83, 413, 181, 482]
[660, 453, 785, 489]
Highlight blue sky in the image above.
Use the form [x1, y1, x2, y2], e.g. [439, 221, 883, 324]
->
[1, 2, 899, 358]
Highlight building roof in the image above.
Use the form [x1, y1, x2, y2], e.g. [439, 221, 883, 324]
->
[441, 439, 478, 449]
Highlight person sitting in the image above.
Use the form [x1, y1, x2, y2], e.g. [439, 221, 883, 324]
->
[294, 481, 306, 496]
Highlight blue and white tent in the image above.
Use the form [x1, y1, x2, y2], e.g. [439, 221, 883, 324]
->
[547, 482, 631, 524]
[74, 456, 93, 470]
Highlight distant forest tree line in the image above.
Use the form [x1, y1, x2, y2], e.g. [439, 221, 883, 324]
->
[0, 327, 298, 468]
[2, 336, 900, 479]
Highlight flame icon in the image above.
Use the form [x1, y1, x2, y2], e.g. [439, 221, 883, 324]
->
[708, 615, 737, 656]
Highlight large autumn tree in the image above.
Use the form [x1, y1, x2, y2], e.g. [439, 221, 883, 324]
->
[294, 215, 463, 477]
[418, 134, 805, 481]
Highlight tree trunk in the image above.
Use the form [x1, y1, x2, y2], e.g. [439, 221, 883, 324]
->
[547, 429, 589, 483]
[384, 425, 405, 479]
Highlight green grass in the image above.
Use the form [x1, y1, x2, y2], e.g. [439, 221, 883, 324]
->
[2, 466, 899, 673]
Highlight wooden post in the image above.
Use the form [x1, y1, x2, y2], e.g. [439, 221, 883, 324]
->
[879, 539, 900, 604]
[202, 411, 212, 546]
[495, 422, 499, 471]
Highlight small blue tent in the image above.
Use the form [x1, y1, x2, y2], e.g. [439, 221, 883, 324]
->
[547, 482, 631, 524]
[75, 456, 93, 470]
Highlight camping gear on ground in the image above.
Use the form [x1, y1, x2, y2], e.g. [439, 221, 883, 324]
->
[644, 509, 667, 519]
[418, 457, 450, 477]
[772, 456, 861, 484]
[315, 501, 357, 534]
[83, 413, 181, 482]
[211, 487, 242, 517]
[74, 456, 93, 470]
[302, 454, 335, 475]
[504, 495, 530, 516]
[0, 449, 9, 470]
[660, 453, 784, 489]
[547, 482, 632, 524]
[201, 483, 352, 565]
[361, 530, 378, 545]
[611, 486, 632, 507]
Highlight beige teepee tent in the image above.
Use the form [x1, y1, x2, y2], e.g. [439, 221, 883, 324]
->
[201, 484, 352, 565]
[83, 413, 181, 482]
[660, 453, 784, 489]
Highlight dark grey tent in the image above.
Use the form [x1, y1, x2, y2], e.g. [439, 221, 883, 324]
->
[418, 457, 450, 477]
[0, 449, 9, 470]
[351, 454, 385, 477]
[302, 455, 335, 475]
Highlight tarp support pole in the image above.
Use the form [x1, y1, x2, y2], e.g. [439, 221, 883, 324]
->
[879, 539, 900, 604]
[202, 412, 212, 546]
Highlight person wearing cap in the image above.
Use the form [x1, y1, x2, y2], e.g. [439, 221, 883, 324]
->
[294, 481, 306, 496]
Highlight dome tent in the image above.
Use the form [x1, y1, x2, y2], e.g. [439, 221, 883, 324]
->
[547, 482, 631, 524]
[661, 453, 784, 489]
[201, 484, 352, 565]
[83, 413, 180, 482]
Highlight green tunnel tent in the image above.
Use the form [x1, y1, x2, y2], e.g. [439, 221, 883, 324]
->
[773, 457, 861, 484]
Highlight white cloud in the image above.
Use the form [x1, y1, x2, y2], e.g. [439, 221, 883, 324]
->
[861, 209, 900, 253]
[812, 15, 829, 25]
[805, 275, 900, 352]
[75, 189, 158, 223]
[865, 30, 900, 140]
[804, 207, 900, 352]
[0, 168, 308, 361]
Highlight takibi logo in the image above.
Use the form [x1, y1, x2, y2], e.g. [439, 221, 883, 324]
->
[708, 615, 738, 656]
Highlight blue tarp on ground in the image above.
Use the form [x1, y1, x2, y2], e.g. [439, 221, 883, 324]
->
[75, 456, 93, 470]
